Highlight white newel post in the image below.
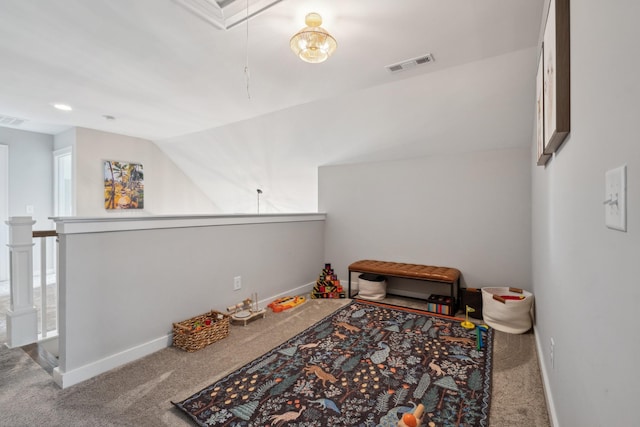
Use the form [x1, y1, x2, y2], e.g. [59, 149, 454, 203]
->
[5, 216, 38, 348]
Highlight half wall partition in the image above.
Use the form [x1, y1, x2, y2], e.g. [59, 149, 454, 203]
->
[52, 213, 325, 388]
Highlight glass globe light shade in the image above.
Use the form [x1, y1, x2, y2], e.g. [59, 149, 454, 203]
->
[290, 13, 337, 64]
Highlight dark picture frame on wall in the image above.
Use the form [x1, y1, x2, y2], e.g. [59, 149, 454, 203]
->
[536, 45, 551, 166]
[542, 0, 570, 157]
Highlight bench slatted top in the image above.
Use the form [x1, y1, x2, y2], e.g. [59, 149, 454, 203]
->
[349, 260, 460, 284]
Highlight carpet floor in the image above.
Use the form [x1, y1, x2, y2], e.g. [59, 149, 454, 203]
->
[0, 297, 551, 426]
[175, 300, 494, 426]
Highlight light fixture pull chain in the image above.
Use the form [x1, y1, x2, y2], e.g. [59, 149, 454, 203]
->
[244, 0, 251, 99]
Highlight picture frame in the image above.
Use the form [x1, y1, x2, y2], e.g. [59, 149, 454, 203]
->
[104, 160, 144, 210]
[536, 45, 551, 166]
[542, 0, 570, 155]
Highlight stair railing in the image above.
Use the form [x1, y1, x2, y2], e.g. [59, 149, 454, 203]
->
[32, 229, 58, 339]
[5, 216, 58, 347]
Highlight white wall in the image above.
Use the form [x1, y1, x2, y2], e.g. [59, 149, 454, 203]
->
[55, 215, 325, 387]
[319, 147, 531, 294]
[73, 127, 219, 216]
[0, 125, 218, 219]
[155, 47, 538, 215]
[531, 1, 640, 426]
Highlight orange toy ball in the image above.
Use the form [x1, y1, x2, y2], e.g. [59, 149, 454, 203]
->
[402, 413, 418, 427]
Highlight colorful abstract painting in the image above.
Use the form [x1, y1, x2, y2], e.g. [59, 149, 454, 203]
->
[104, 161, 144, 210]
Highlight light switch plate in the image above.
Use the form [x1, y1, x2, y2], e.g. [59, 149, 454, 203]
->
[605, 165, 626, 231]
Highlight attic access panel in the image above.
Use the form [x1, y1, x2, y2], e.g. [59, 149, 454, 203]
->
[174, 0, 284, 30]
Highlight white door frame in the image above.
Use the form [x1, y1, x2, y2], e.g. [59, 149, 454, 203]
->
[0, 144, 9, 282]
[53, 146, 73, 216]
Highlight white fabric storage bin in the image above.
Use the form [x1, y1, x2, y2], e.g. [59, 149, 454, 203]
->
[358, 273, 387, 301]
[481, 287, 534, 334]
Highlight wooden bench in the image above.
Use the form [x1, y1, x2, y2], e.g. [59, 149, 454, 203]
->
[348, 260, 461, 312]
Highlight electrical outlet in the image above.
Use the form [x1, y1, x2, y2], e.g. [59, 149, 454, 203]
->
[550, 337, 555, 369]
[233, 276, 242, 291]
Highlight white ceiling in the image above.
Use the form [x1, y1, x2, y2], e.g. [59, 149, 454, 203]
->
[0, 0, 543, 139]
[0, 0, 545, 213]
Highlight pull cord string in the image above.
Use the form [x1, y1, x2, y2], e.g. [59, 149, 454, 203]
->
[244, 0, 251, 99]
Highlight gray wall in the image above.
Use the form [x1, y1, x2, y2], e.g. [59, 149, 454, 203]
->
[0, 127, 53, 228]
[531, 1, 640, 425]
[319, 147, 531, 294]
[53, 127, 75, 151]
[57, 218, 325, 381]
[0, 128, 55, 277]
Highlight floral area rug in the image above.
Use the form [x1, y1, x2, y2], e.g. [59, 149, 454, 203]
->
[174, 300, 493, 427]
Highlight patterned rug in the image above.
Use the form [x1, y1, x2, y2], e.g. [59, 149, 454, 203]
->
[174, 300, 493, 426]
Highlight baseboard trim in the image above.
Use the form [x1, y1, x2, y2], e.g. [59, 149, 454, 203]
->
[53, 334, 171, 389]
[533, 325, 560, 427]
[53, 282, 317, 389]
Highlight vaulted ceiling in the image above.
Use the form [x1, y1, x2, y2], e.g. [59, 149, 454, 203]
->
[0, 0, 545, 212]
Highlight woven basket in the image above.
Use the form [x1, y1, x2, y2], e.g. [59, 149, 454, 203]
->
[172, 310, 230, 352]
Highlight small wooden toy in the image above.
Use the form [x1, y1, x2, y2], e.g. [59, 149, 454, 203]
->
[227, 293, 266, 326]
[397, 403, 425, 427]
[461, 305, 476, 329]
[267, 295, 307, 312]
[475, 324, 489, 349]
[493, 287, 526, 303]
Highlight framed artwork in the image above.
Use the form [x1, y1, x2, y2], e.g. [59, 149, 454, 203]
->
[104, 161, 144, 210]
[536, 45, 551, 166]
[542, 0, 570, 155]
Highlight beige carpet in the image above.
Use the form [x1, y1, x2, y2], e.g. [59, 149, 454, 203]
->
[0, 297, 551, 426]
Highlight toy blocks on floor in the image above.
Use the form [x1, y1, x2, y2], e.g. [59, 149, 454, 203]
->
[311, 263, 346, 299]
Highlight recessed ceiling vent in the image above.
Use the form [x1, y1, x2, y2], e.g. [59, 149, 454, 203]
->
[386, 53, 434, 73]
[0, 114, 26, 127]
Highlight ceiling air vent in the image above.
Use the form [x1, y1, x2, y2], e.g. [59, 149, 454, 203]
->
[0, 114, 26, 127]
[386, 53, 434, 73]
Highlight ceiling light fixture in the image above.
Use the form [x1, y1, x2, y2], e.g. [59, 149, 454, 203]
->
[290, 13, 337, 64]
[52, 103, 73, 111]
